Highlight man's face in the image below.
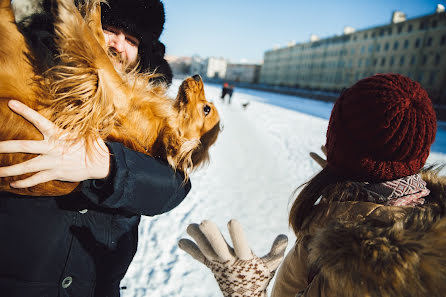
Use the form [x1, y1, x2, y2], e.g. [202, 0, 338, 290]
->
[103, 25, 140, 68]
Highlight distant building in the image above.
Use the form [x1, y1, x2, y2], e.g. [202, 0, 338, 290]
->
[259, 5, 446, 105]
[204, 57, 227, 79]
[189, 56, 227, 79]
[225, 63, 261, 83]
[189, 55, 206, 77]
[165, 55, 192, 76]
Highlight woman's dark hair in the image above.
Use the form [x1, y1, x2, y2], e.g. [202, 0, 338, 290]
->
[289, 167, 344, 235]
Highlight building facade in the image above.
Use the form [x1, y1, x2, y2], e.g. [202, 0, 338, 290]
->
[190, 56, 228, 79]
[225, 63, 261, 83]
[259, 6, 446, 105]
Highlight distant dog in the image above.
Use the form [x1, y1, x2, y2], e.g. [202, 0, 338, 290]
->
[241, 102, 250, 109]
[0, 0, 220, 196]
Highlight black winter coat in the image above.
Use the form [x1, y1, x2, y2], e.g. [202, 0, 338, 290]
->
[0, 142, 191, 297]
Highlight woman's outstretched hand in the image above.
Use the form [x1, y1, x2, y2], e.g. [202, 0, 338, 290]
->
[179, 219, 288, 297]
[0, 100, 110, 188]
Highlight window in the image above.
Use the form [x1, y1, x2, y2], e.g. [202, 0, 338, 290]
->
[415, 38, 420, 48]
[358, 59, 363, 67]
[435, 54, 441, 65]
[422, 55, 427, 65]
[399, 56, 405, 66]
[408, 24, 413, 32]
[372, 32, 376, 38]
[379, 29, 384, 36]
[388, 28, 392, 35]
[417, 72, 424, 83]
[410, 55, 416, 65]
[361, 46, 365, 54]
[384, 42, 389, 51]
[404, 40, 409, 49]
[364, 33, 368, 39]
[390, 56, 394, 66]
[419, 21, 426, 30]
[368, 45, 374, 53]
[429, 71, 436, 85]
[381, 57, 386, 66]
[441, 35, 446, 46]
[373, 58, 377, 66]
[376, 44, 381, 52]
[432, 20, 438, 28]
[393, 41, 399, 50]
[426, 37, 432, 47]
[397, 25, 403, 34]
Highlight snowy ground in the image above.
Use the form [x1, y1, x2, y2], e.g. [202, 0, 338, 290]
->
[121, 80, 446, 297]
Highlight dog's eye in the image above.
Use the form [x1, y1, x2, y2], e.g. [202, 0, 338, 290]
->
[203, 105, 211, 116]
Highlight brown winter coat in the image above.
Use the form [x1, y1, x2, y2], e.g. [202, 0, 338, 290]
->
[272, 171, 446, 297]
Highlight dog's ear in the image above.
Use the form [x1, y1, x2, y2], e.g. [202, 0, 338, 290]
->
[191, 122, 221, 168]
[78, 0, 106, 50]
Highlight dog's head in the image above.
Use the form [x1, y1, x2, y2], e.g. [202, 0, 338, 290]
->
[174, 75, 220, 167]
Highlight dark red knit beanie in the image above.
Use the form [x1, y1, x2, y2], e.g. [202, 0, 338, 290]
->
[326, 73, 437, 182]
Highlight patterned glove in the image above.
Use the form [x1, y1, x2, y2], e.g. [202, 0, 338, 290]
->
[178, 219, 288, 297]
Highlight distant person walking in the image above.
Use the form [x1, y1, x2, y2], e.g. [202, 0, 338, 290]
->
[221, 82, 234, 104]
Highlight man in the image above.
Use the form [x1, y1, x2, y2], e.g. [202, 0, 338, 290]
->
[16, 0, 173, 84]
[0, 1, 188, 296]
[101, 0, 173, 84]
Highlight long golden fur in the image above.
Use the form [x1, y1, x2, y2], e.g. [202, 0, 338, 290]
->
[0, 0, 220, 196]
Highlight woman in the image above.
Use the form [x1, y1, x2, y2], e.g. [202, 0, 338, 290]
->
[179, 73, 446, 297]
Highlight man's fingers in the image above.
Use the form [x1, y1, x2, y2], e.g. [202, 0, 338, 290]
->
[8, 100, 56, 136]
[309, 152, 327, 168]
[0, 140, 51, 154]
[178, 239, 207, 264]
[187, 223, 219, 261]
[199, 220, 233, 262]
[0, 156, 50, 177]
[228, 219, 251, 260]
[10, 170, 55, 188]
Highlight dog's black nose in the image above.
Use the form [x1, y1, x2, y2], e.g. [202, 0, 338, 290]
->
[192, 74, 201, 82]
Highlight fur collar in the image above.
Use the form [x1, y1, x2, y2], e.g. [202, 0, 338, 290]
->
[304, 170, 446, 296]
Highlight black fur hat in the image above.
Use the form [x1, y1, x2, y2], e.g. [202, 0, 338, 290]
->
[101, 0, 172, 84]
[101, 0, 165, 42]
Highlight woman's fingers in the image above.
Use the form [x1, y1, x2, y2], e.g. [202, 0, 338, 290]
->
[199, 220, 233, 262]
[228, 219, 251, 260]
[261, 234, 288, 272]
[8, 100, 56, 136]
[309, 152, 327, 168]
[178, 239, 207, 264]
[0, 140, 51, 154]
[187, 223, 219, 261]
[10, 170, 55, 188]
[321, 145, 327, 157]
[0, 156, 51, 177]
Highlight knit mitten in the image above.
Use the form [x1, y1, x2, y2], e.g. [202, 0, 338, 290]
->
[179, 219, 288, 297]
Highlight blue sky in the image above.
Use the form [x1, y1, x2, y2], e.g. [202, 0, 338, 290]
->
[161, 0, 443, 63]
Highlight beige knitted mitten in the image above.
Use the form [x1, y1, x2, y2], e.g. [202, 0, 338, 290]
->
[179, 219, 288, 297]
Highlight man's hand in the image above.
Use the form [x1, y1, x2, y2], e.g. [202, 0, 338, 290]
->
[309, 145, 327, 168]
[179, 219, 288, 297]
[0, 100, 110, 188]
